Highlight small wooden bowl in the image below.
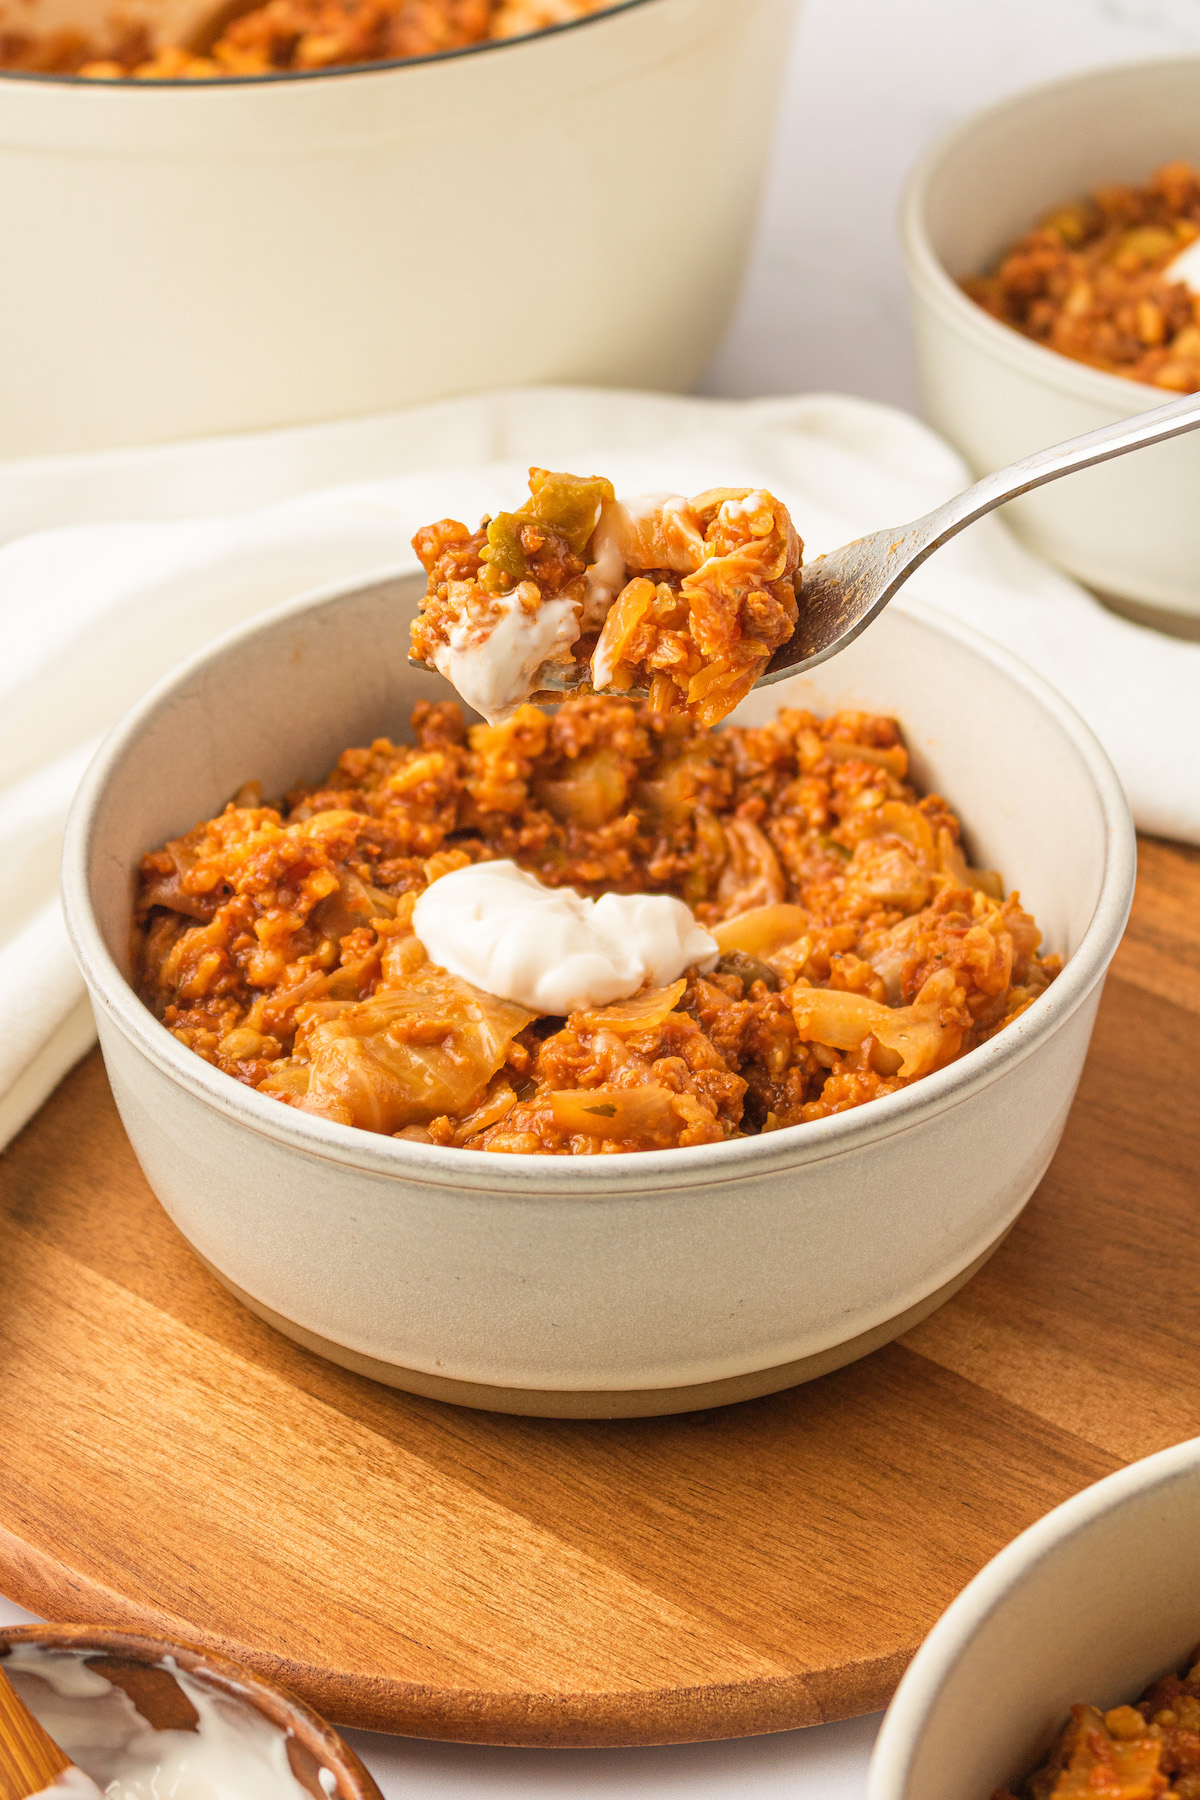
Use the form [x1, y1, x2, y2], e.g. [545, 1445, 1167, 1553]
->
[0, 1625, 383, 1800]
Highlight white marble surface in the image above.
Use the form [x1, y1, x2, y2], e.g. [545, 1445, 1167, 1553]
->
[6, 0, 1200, 1794]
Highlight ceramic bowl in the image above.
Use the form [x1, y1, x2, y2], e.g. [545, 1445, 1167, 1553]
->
[900, 54, 1200, 621]
[0, 0, 796, 459]
[0, 1623, 382, 1800]
[868, 1436, 1200, 1800]
[60, 572, 1135, 1418]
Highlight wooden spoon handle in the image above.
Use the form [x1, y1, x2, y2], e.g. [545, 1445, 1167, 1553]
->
[0, 1665, 72, 1800]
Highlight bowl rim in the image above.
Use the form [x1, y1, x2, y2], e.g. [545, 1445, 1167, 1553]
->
[898, 51, 1200, 413]
[60, 568, 1136, 1198]
[866, 1434, 1200, 1800]
[0, 0, 655, 88]
[0, 1622, 384, 1800]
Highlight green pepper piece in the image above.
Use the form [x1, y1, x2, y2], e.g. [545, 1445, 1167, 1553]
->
[480, 470, 616, 593]
[525, 470, 616, 557]
[481, 512, 528, 594]
[715, 950, 781, 993]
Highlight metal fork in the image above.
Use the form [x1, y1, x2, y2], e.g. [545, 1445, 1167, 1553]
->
[423, 387, 1200, 702]
[758, 386, 1200, 689]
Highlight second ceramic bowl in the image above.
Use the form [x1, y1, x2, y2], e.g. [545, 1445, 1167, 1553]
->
[901, 54, 1200, 620]
[869, 1437, 1200, 1800]
[61, 573, 1135, 1417]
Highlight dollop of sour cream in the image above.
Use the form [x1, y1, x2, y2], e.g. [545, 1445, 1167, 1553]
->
[411, 860, 719, 1014]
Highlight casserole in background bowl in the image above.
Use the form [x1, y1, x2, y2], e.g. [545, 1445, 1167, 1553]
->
[0, 0, 795, 458]
[60, 571, 1135, 1417]
[867, 1437, 1200, 1800]
[901, 55, 1200, 623]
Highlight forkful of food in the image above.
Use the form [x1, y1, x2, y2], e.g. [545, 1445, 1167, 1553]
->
[408, 387, 1200, 728]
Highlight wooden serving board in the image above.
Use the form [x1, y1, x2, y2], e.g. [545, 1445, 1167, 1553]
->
[0, 838, 1197, 1748]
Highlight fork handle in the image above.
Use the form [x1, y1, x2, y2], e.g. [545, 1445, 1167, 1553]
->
[918, 387, 1200, 550]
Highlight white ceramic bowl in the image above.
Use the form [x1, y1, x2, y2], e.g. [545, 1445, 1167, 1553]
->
[901, 54, 1200, 620]
[869, 1436, 1200, 1800]
[0, 0, 795, 459]
[61, 573, 1135, 1417]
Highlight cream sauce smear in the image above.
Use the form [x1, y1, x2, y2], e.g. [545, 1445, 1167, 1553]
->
[429, 582, 579, 724]
[9, 1644, 314, 1800]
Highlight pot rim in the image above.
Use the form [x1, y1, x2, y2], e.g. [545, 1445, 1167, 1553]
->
[866, 1435, 1200, 1800]
[898, 51, 1200, 414]
[61, 568, 1136, 1199]
[0, 1622, 383, 1800]
[0, 0, 655, 88]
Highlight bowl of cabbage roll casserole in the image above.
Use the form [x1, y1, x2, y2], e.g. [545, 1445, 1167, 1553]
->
[61, 471, 1135, 1417]
[901, 55, 1200, 621]
[868, 1436, 1200, 1800]
[0, 0, 796, 458]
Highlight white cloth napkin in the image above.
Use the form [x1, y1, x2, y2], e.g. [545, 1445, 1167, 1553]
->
[3, 383, 1197, 1152]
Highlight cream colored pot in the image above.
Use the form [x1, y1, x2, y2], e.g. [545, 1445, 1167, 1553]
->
[60, 574, 1135, 1416]
[869, 1437, 1200, 1800]
[901, 55, 1200, 620]
[0, 0, 795, 457]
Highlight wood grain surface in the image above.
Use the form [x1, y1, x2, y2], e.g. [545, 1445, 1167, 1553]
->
[0, 1663, 70, 1800]
[0, 837, 1196, 1748]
